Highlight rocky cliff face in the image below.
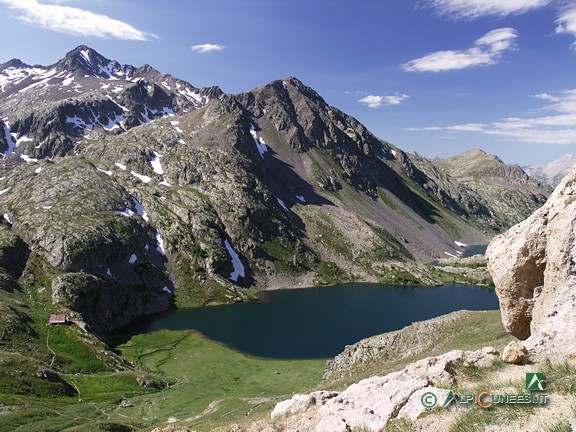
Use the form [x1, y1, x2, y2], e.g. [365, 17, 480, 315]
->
[487, 164, 576, 363]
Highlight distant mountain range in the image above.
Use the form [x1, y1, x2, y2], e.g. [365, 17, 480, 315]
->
[524, 154, 576, 188]
[0, 45, 551, 335]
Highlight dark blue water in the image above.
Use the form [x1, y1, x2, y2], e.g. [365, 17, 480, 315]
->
[462, 245, 487, 257]
[113, 283, 498, 359]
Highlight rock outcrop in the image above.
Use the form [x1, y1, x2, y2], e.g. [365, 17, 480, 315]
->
[270, 348, 498, 431]
[487, 164, 576, 363]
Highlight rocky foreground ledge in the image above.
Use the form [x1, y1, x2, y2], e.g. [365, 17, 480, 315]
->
[269, 348, 499, 431]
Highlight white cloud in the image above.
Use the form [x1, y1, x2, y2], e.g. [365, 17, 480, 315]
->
[403, 28, 518, 72]
[42, 0, 78, 4]
[191, 43, 224, 53]
[406, 89, 576, 144]
[358, 93, 409, 108]
[421, 1, 576, 51]
[556, 7, 576, 51]
[0, 0, 158, 40]
[421, 0, 552, 20]
[533, 93, 560, 102]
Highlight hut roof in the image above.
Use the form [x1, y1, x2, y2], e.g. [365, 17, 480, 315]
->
[49, 314, 66, 324]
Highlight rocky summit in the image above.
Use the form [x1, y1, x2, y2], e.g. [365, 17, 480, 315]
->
[0, 46, 550, 335]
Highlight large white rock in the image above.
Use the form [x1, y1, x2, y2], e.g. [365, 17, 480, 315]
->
[487, 164, 576, 363]
[317, 372, 429, 430]
[269, 348, 494, 431]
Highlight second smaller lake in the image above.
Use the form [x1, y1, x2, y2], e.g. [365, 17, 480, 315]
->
[114, 283, 499, 359]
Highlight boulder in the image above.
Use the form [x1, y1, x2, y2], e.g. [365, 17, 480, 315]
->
[501, 340, 528, 365]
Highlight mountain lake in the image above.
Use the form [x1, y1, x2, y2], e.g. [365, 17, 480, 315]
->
[112, 283, 499, 359]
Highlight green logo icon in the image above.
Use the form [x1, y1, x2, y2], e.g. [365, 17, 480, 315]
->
[443, 390, 456, 408]
[421, 392, 437, 408]
[526, 373, 546, 391]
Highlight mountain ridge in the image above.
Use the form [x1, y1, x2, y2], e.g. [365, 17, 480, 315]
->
[0, 46, 550, 336]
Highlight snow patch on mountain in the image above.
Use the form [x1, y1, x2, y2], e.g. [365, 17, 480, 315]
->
[150, 151, 164, 175]
[130, 171, 152, 183]
[20, 154, 38, 163]
[79, 49, 91, 65]
[277, 198, 289, 212]
[0, 66, 47, 92]
[17, 69, 58, 94]
[116, 207, 135, 217]
[100, 113, 125, 131]
[106, 96, 129, 112]
[67, 115, 94, 131]
[2, 123, 16, 157]
[16, 135, 34, 147]
[131, 196, 149, 222]
[224, 239, 245, 282]
[98, 61, 121, 80]
[170, 121, 183, 133]
[62, 75, 74, 86]
[176, 82, 208, 106]
[156, 230, 166, 255]
[250, 125, 268, 158]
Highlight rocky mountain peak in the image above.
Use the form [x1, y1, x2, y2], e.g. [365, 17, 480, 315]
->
[0, 58, 32, 70]
[438, 147, 544, 187]
[132, 63, 161, 79]
[445, 148, 503, 167]
[55, 45, 123, 79]
[254, 76, 328, 112]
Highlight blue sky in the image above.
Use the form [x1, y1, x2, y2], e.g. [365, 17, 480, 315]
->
[1, 0, 576, 165]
